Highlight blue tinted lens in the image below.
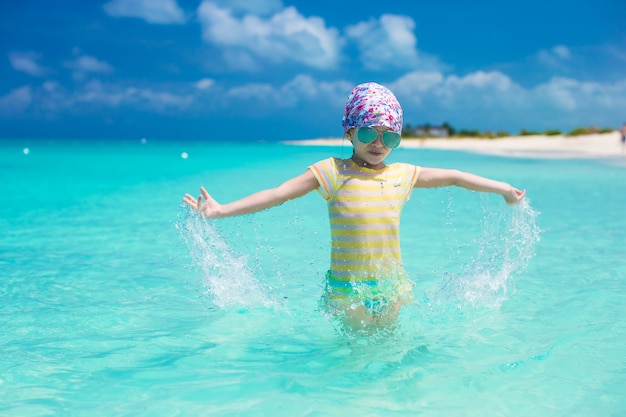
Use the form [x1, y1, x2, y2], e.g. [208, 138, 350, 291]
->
[381, 132, 401, 149]
[356, 127, 378, 144]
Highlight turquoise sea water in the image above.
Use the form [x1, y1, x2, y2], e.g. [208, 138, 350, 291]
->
[2, 139, 625, 416]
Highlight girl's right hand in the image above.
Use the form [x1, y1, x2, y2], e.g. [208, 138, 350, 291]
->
[183, 186, 223, 218]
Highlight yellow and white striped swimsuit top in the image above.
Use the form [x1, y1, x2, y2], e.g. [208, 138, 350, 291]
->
[309, 157, 420, 283]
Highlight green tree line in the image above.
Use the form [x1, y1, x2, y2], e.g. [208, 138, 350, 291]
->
[402, 123, 616, 138]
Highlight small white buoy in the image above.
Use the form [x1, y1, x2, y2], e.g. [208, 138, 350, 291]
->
[181, 152, 188, 159]
[23, 148, 30, 155]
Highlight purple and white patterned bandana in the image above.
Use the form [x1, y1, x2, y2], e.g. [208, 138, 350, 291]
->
[342, 82, 403, 134]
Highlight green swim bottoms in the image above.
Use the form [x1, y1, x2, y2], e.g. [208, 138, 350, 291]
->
[321, 271, 413, 316]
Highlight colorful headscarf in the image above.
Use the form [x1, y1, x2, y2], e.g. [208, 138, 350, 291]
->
[342, 82, 403, 134]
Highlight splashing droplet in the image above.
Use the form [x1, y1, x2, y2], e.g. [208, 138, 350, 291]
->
[177, 210, 274, 309]
[427, 199, 541, 310]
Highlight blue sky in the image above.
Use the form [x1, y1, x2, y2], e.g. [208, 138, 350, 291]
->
[1, 0, 625, 141]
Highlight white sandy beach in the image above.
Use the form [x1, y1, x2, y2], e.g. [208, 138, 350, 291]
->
[284, 131, 626, 159]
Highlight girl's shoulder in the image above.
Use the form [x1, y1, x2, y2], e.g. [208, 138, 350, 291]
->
[326, 157, 351, 171]
[312, 156, 342, 169]
[388, 161, 418, 171]
[388, 162, 420, 184]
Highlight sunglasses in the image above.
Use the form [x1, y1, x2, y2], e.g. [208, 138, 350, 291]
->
[355, 127, 402, 149]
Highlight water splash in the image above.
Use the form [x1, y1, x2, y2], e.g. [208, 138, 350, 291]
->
[176, 209, 275, 309]
[427, 199, 541, 310]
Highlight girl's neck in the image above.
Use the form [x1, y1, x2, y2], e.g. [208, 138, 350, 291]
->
[350, 154, 385, 170]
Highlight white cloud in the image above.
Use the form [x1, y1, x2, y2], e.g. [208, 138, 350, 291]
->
[195, 78, 215, 90]
[220, 50, 261, 71]
[228, 83, 278, 102]
[533, 77, 578, 110]
[103, 0, 185, 24]
[0, 86, 32, 116]
[226, 75, 350, 110]
[68, 56, 114, 73]
[526, 77, 626, 129]
[535, 45, 572, 68]
[9, 52, 48, 77]
[283, 74, 350, 101]
[8, 67, 624, 134]
[65, 55, 114, 81]
[39, 81, 71, 112]
[552, 45, 571, 60]
[197, 2, 341, 69]
[604, 45, 626, 63]
[22, 80, 194, 114]
[207, 0, 283, 16]
[219, 72, 626, 131]
[390, 69, 626, 131]
[76, 80, 194, 111]
[533, 77, 626, 112]
[345, 14, 440, 71]
[392, 70, 520, 107]
[135, 89, 194, 110]
[444, 71, 514, 91]
[391, 72, 444, 97]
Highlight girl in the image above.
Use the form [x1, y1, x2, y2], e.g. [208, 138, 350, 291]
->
[183, 82, 525, 329]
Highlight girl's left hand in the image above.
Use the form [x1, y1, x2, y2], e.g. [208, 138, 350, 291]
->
[183, 186, 223, 218]
[504, 188, 526, 205]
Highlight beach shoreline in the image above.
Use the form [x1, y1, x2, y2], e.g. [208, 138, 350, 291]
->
[283, 131, 625, 159]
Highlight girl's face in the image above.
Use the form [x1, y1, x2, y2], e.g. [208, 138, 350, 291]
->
[348, 126, 394, 167]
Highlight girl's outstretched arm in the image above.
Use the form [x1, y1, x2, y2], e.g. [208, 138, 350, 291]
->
[415, 167, 526, 205]
[183, 169, 320, 219]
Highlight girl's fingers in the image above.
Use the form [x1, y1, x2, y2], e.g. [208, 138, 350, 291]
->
[183, 188, 214, 214]
[182, 195, 197, 209]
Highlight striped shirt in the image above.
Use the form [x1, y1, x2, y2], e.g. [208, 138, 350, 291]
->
[309, 157, 420, 283]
